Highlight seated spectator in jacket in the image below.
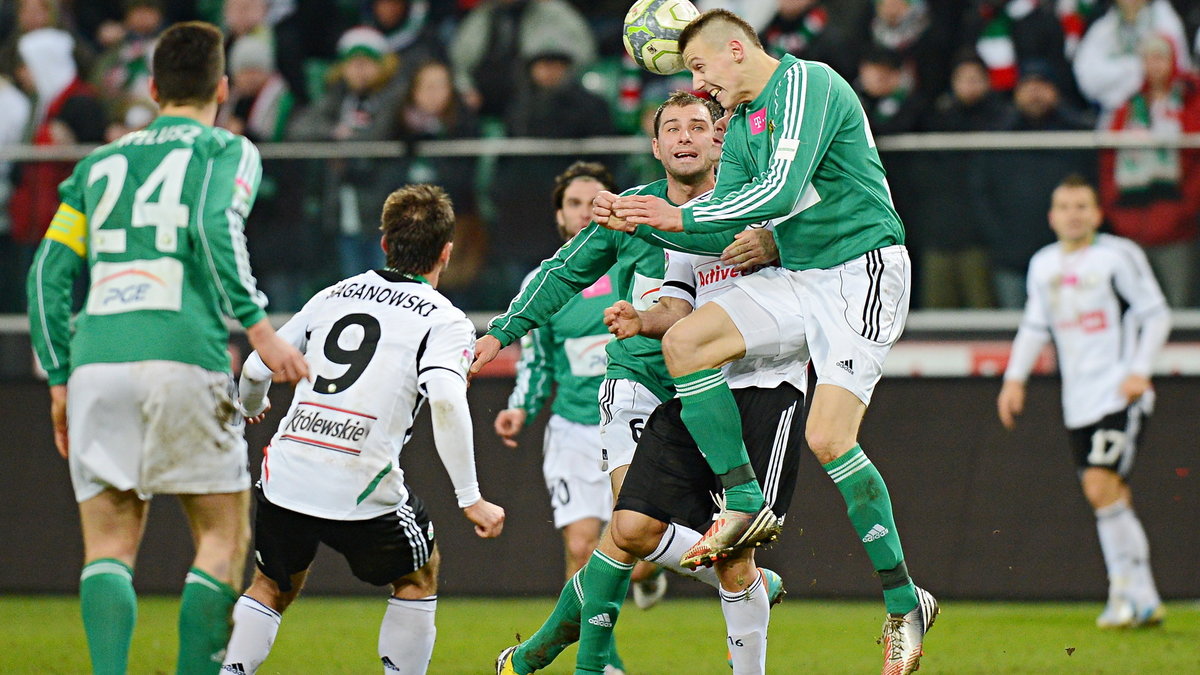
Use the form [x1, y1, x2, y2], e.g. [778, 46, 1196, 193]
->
[366, 0, 444, 66]
[1100, 33, 1200, 307]
[220, 33, 293, 143]
[972, 60, 1095, 308]
[487, 46, 616, 294]
[289, 26, 404, 279]
[970, 0, 1074, 98]
[913, 53, 1008, 309]
[91, 0, 162, 134]
[1074, 0, 1190, 114]
[864, 0, 952, 98]
[760, 0, 855, 80]
[449, 0, 596, 118]
[9, 28, 105, 287]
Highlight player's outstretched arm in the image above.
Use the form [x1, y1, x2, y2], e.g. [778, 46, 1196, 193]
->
[613, 194, 683, 232]
[247, 319, 309, 384]
[464, 499, 505, 538]
[469, 334, 502, 377]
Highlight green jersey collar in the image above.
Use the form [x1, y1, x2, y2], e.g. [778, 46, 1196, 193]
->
[744, 54, 798, 114]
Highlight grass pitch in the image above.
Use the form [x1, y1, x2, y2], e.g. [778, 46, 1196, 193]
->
[2, 595, 1197, 673]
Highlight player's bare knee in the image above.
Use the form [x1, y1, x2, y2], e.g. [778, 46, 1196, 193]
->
[564, 531, 598, 568]
[610, 510, 663, 558]
[246, 570, 298, 613]
[1081, 468, 1124, 509]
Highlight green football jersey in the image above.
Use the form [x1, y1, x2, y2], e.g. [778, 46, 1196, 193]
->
[488, 180, 728, 403]
[635, 55, 905, 270]
[27, 115, 266, 385]
[507, 265, 621, 426]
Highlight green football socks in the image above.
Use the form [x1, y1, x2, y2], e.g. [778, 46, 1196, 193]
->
[177, 567, 238, 674]
[512, 569, 586, 674]
[80, 558, 137, 675]
[675, 369, 765, 513]
[824, 445, 918, 614]
[575, 550, 633, 674]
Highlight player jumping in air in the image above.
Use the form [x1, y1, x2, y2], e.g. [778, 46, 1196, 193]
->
[596, 9, 938, 674]
[483, 92, 778, 675]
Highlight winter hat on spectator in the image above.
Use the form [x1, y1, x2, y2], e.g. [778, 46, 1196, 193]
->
[229, 34, 275, 73]
[338, 27, 389, 61]
[17, 28, 76, 123]
[1016, 58, 1062, 90]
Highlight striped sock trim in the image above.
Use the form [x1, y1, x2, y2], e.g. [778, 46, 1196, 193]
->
[238, 594, 282, 621]
[592, 550, 635, 572]
[80, 559, 133, 583]
[185, 568, 237, 601]
[675, 371, 726, 398]
[825, 448, 872, 484]
[571, 569, 586, 603]
[719, 572, 764, 603]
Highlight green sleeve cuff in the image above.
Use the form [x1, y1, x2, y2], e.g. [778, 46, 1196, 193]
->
[239, 308, 268, 330]
[682, 207, 698, 231]
[46, 369, 70, 386]
[486, 327, 515, 348]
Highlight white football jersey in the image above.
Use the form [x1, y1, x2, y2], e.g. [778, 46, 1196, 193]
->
[249, 270, 475, 520]
[1007, 234, 1170, 429]
[659, 243, 809, 392]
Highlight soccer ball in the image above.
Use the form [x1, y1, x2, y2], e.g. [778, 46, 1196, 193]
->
[622, 0, 700, 76]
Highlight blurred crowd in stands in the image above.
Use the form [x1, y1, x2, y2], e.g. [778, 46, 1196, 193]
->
[1, 0, 1200, 313]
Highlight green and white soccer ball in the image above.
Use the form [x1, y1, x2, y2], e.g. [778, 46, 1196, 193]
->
[622, 0, 700, 76]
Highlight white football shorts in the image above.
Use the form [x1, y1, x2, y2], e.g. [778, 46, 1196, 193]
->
[67, 361, 251, 502]
[542, 414, 613, 528]
[597, 378, 665, 474]
[713, 245, 911, 405]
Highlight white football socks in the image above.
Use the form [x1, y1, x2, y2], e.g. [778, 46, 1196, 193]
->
[379, 595, 437, 674]
[720, 570, 770, 675]
[223, 595, 282, 674]
[1096, 500, 1160, 610]
[643, 522, 720, 588]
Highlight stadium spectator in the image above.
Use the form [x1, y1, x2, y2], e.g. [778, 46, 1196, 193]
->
[221, 0, 310, 109]
[365, 0, 444, 66]
[486, 45, 615, 293]
[760, 0, 856, 81]
[1098, 33, 1200, 307]
[862, 0, 953, 98]
[449, 0, 595, 118]
[288, 26, 404, 279]
[90, 0, 163, 140]
[220, 33, 294, 143]
[0, 74, 30, 313]
[913, 52, 1007, 308]
[0, 0, 95, 82]
[8, 28, 106, 285]
[395, 60, 478, 193]
[1073, 0, 1190, 114]
[998, 174, 1169, 630]
[970, 0, 1074, 97]
[695, 0, 775, 32]
[972, 59, 1095, 308]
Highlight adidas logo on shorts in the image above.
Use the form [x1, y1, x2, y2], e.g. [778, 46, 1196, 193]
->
[836, 359, 854, 374]
[588, 613, 614, 628]
[862, 524, 889, 543]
